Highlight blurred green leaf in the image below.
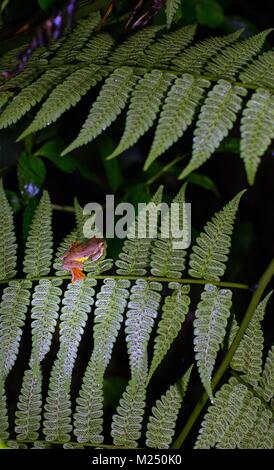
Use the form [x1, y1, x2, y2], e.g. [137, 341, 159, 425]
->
[37, 0, 56, 10]
[18, 152, 46, 197]
[22, 196, 39, 243]
[196, 0, 224, 27]
[5, 190, 22, 213]
[35, 139, 78, 173]
[181, 0, 197, 23]
[186, 172, 220, 196]
[218, 136, 240, 154]
[103, 376, 128, 409]
[99, 136, 124, 192]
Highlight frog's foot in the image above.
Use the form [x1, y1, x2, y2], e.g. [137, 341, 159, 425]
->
[71, 267, 85, 284]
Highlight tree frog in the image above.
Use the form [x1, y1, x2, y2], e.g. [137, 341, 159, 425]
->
[60, 237, 106, 283]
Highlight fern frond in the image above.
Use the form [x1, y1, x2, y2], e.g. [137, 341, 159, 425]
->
[145, 75, 209, 169]
[147, 286, 190, 383]
[206, 29, 272, 79]
[188, 191, 245, 281]
[0, 67, 70, 129]
[240, 89, 274, 185]
[19, 65, 105, 140]
[62, 67, 137, 155]
[111, 372, 147, 448]
[146, 366, 193, 448]
[109, 71, 175, 160]
[116, 186, 163, 276]
[240, 50, 274, 89]
[15, 279, 62, 441]
[0, 280, 32, 379]
[23, 191, 53, 278]
[74, 279, 129, 443]
[15, 369, 43, 442]
[77, 32, 115, 63]
[150, 184, 189, 277]
[141, 25, 196, 67]
[231, 292, 271, 386]
[146, 383, 182, 449]
[166, 0, 181, 28]
[0, 391, 9, 440]
[0, 91, 14, 109]
[126, 280, 162, 376]
[0, 180, 17, 281]
[53, 229, 78, 275]
[195, 377, 272, 449]
[180, 81, 246, 179]
[194, 284, 232, 401]
[0, 280, 31, 440]
[238, 403, 273, 449]
[50, 12, 101, 65]
[108, 26, 162, 66]
[173, 30, 242, 73]
[43, 279, 96, 442]
[30, 279, 63, 369]
[257, 344, 274, 402]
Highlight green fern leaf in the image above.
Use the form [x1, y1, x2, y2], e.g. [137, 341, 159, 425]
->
[258, 344, 274, 402]
[206, 29, 272, 79]
[19, 65, 104, 140]
[23, 191, 53, 278]
[50, 12, 101, 65]
[0, 180, 17, 281]
[73, 279, 129, 443]
[240, 89, 274, 185]
[0, 91, 13, 109]
[116, 186, 163, 276]
[15, 369, 43, 442]
[145, 75, 210, 169]
[126, 280, 162, 376]
[0, 67, 70, 129]
[62, 67, 137, 155]
[43, 279, 96, 442]
[141, 25, 196, 67]
[188, 191, 245, 281]
[53, 229, 78, 276]
[179, 81, 246, 179]
[238, 403, 273, 449]
[77, 32, 115, 63]
[146, 383, 182, 448]
[150, 184, 190, 277]
[194, 284, 232, 401]
[108, 26, 162, 66]
[147, 286, 190, 383]
[30, 279, 63, 370]
[0, 281, 32, 379]
[240, 50, 274, 90]
[195, 377, 270, 448]
[0, 391, 9, 440]
[173, 30, 242, 73]
[15, 280, 62, 441]
[166, 0, 181, 28]
[0, 280, 31, 440]
[231, 292, 272, 386]
[108, 71, 176, 160]
[111, 373, 147, 448]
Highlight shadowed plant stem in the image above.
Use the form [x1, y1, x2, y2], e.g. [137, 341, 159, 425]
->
[0, 274, 249, 289]
[172, 255, 274, 449]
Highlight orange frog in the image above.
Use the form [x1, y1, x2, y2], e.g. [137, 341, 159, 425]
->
[61, 237, 106, 283]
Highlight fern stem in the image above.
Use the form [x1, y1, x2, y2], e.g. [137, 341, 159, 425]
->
[172, 255, 274, 449]
[0, 274, 250, 290]
[146, 154, 189, 185]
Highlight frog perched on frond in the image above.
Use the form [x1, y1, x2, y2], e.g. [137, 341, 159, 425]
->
[61, 237, 106, 283]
